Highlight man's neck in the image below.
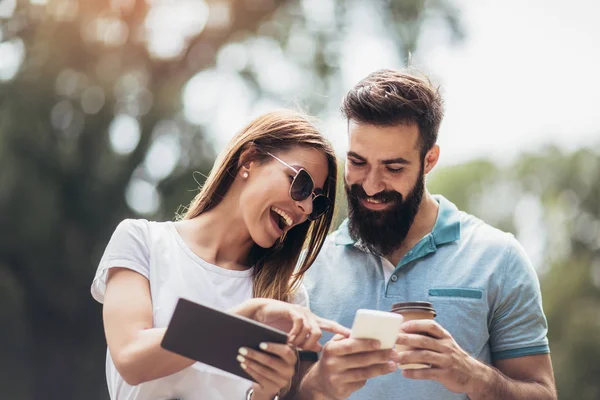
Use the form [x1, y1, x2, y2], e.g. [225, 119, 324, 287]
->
[385, 191, 439, 266]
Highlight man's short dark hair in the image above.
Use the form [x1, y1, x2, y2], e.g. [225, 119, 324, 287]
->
[342, 69, 444, 158]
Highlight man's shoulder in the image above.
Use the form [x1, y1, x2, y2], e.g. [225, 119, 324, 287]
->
[457, 208, 516, 250]
[316, 226, 351, 255]
[305, 224, 356, 272]
[433, 194, 516, 253]
[325, 225, 348, 245]
[458, 210, 539, 278]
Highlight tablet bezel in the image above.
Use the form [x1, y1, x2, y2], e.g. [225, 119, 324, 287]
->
[160, 297, 288, 382]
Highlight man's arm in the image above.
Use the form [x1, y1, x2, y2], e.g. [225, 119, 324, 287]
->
[466, 354, 556, 400]
[465, 236, 556, 399]
[286, 335, 399, 400]
[396, 320, 557, 400]
[283, 359, 316, 400]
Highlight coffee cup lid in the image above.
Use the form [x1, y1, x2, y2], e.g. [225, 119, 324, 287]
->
[391, 301, 436, 316]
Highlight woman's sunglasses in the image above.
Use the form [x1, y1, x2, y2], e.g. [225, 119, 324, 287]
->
[267, 152, 332, 221]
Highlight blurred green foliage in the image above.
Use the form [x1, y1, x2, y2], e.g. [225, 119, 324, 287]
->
[1, 0, 598, 399]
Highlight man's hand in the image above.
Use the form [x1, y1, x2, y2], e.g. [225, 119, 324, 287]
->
[299, 334, 400, 400]
[395, 319, 485, 393]
[395, 319, 557, 399]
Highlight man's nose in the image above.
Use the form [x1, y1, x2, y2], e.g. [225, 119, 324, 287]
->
[362, 169, 385, 197]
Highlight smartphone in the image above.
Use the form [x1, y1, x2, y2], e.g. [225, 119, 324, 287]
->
[350, 309, 404, 349]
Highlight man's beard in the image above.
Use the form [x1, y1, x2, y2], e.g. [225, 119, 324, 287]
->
[346, 169, 425, 256]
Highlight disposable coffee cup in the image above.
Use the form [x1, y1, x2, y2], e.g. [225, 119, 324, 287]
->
[391, 301, 436, 370]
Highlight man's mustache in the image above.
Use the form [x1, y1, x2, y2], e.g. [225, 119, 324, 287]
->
[346, 184, 403, 204]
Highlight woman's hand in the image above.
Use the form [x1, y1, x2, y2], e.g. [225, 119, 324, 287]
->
[243, 299, 350, 352]
[237, 343, 296, 399]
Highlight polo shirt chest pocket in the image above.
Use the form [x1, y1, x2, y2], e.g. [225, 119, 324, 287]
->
[427, 288, 489, 357]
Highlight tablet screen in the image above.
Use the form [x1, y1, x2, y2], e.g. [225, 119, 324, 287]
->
[161, 298, 288, 382]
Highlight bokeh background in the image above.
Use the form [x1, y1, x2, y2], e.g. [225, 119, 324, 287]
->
[1, 0, 599, 399]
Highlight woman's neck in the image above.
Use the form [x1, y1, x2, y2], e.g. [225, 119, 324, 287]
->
[176, 199, 254, 271]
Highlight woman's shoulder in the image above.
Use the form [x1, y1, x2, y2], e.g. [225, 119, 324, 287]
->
[109, 218, 149, 238]
[113, 217, 156, 231]
[112, 218, 175, 240]
[290, 282, 310, 308]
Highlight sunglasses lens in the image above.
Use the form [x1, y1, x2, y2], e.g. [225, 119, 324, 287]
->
[288, 169, 330, 220]
[290, 170, 313, 201]
[309, 195, 330, 220]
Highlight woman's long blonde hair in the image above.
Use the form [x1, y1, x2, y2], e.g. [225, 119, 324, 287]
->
[182, 110, 337, 302]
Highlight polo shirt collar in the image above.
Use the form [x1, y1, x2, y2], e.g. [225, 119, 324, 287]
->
[333, 194, 461, 248]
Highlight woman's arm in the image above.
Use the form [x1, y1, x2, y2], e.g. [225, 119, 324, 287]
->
[231, 298, 350, 352]
[103, 267, 196, 385]
[103, 268, 350, 386]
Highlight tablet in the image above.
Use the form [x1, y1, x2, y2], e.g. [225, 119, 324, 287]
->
[161, 298, 288, 382]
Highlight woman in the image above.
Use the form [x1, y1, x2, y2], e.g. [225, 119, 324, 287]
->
[91, 110, 348, 400]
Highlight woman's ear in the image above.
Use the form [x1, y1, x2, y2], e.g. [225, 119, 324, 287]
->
[237, 145, 259, 175]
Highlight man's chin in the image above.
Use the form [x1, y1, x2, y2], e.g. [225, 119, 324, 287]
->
[347, 203, 412, 256]
[350, 208, 387, 225]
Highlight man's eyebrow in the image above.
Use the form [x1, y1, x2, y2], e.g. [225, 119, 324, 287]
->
[381, 157, 411, 165]
[347, 151, 411, 165]
[347, 151, 366, 161]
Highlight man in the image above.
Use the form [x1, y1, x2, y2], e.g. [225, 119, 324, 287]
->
[293, 69, 556, 399]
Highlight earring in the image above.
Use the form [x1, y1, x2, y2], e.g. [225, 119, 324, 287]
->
[242, 171, 249, 179]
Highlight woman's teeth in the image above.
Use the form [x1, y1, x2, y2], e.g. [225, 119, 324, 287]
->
[272, 206, 293, 227]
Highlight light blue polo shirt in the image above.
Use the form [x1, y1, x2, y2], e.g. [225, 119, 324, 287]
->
[304, 195, 550, 400]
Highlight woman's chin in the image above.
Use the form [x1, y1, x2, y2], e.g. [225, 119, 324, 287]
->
[251, 218, 284, 248]
[251, 233, 278, 249]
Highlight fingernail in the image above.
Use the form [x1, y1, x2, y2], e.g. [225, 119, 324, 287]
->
[389, 350, 401, 362]
[239, 347, 248, 356]
[388, 361, 397, 371]
[259, 343, 268, 350]
[237, 355, 245, 363]
[288, 335, 296, 343]
[372, 340, 381, 349]
[240, 363, 247, 370]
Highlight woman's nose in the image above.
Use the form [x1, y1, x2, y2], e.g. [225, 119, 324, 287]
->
[296, 196, 314, 218]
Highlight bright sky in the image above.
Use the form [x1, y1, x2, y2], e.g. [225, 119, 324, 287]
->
[330, 0, 600, 167]
[3, 0, 599, 167]
[184, 0, 600, 168]
[427, 0, 600, 167]
[3, 0, 599, 215]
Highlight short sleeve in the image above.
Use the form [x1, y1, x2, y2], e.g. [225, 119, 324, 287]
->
[489, 237, 550, 361]
[91, 219, 151, 304]
[290, 283, 310, 307]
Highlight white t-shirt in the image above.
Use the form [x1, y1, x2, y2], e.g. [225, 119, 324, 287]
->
[91, 219, 308, 400]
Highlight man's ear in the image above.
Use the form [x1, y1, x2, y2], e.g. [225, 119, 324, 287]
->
[423, 144, 440, 175]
